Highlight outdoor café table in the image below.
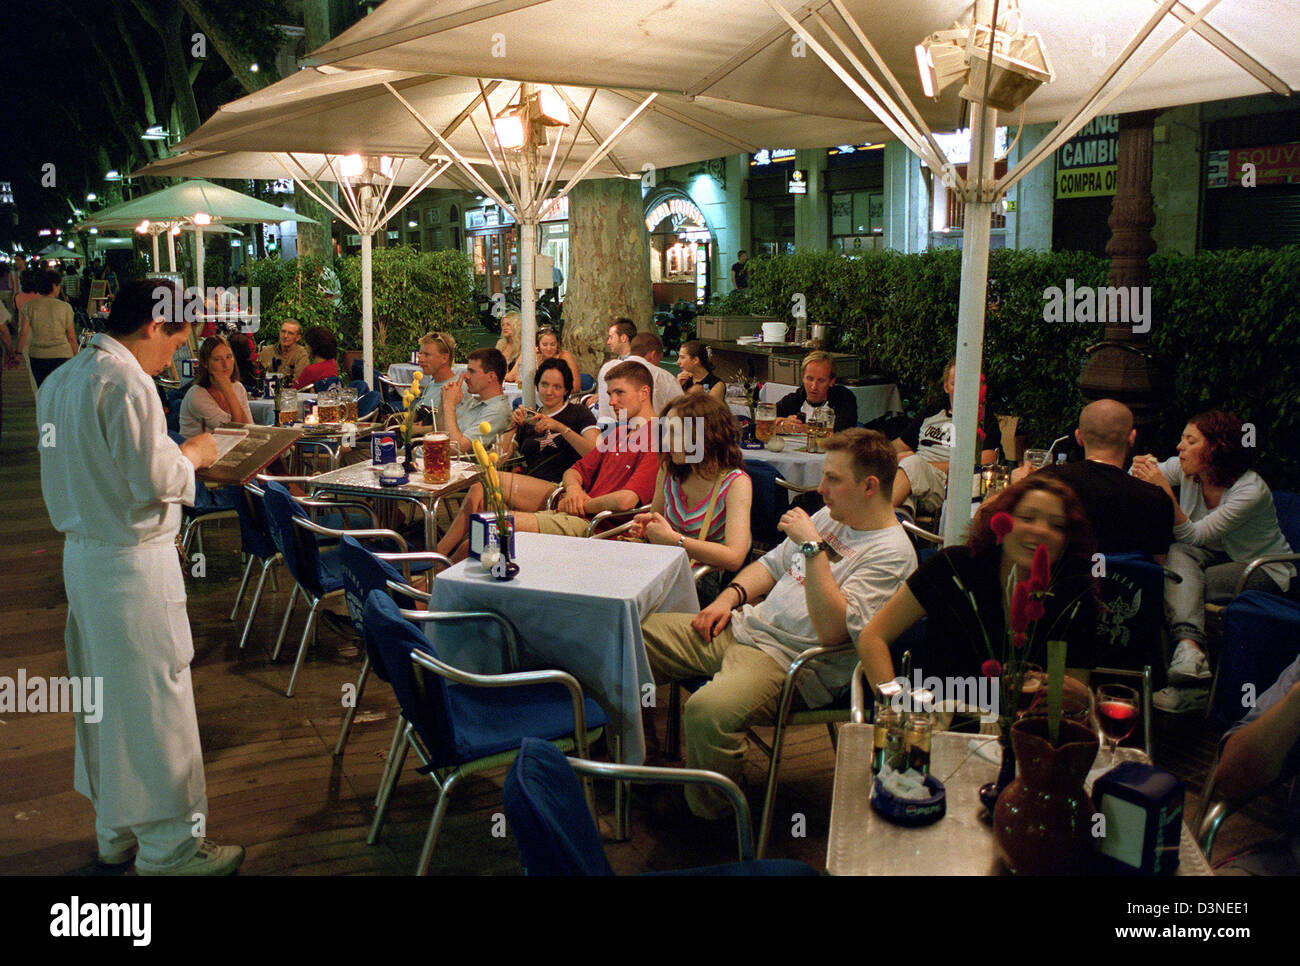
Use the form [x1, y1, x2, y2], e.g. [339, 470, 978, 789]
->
[742, 434, 826, 489]
[306, 457, 478, 549]
[424, 532, 700, 839]
[825, 726, 1213, 876]
[759, 380, 903, 424]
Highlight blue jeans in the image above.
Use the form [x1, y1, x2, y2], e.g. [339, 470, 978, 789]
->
[1164, 543, 1285, 645]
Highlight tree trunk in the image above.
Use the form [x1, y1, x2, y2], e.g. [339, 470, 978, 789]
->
[564, 178, 653, 376]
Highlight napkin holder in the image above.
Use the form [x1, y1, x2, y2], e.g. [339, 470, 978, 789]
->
[469, 512, 516, 560]
[1092, 761, 1183, 875]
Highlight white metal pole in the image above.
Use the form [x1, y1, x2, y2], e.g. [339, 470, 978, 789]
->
[150, 232, 160, 272]
[519, 129, 538, 409]
[195, 225, 206, 306]
[361, 229, 374, 386]
[941, 104, 997, 548]
[167, 229, 177, 273]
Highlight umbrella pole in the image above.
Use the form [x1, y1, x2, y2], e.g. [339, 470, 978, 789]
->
[167, 230, 177, 274]
[941, 104, 997, 548]
[151, 232, 160, 273]
[196, 225, 206, 307]
[361, 230, 373, 388]
[519, 143, 538, 409]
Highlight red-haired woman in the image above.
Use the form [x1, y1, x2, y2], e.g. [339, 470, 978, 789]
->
[1132, 410, 1295, 713]
[856, 475, 1098, 693]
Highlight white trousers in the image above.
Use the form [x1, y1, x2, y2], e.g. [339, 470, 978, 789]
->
[64, 537, 206, 867]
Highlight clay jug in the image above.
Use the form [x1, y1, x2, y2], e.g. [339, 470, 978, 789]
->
[993, 716, 1099, 875]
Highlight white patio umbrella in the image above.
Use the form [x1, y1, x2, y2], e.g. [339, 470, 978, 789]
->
[145, 68, 886, 401]
[307, 0, 1299, 543]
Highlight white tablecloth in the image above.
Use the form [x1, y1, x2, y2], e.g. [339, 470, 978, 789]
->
[759, 381, 903, 423]
[387, 363, 524, 407]
[424, 532, 700, 764]
[742, 436, 827, 488]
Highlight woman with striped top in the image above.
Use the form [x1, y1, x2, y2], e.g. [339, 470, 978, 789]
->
[630, 393, 752, 577]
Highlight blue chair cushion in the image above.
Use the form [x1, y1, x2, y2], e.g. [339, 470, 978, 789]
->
[1273, 490, 1300, 554]
[1215, 590, 1300, 724]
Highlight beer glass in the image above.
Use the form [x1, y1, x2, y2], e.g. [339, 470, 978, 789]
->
[423, 433, 451, 485]
[277, 388, 299, 426]
[340, 386, 358, 423]
[317, 387, 341, 424]
[754, 402, 777, 442]
[806, 406, 834, 454]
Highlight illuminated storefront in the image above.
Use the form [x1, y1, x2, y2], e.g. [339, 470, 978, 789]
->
[644, 187, 712, 307]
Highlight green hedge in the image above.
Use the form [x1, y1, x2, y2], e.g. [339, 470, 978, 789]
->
[241, 254, 339, 344]
[708, 245, 1300, 489]
[336, 247, 477, 370]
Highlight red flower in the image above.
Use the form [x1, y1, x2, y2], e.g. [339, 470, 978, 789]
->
[981, 659, 1002, 678]
[1028, 543, 1052, 591]
[1010, 582, 1033, 634]
[1013, 632, 1027, 649]
[990, 512, 1014, 544]
[1026, 597, 1046, 623]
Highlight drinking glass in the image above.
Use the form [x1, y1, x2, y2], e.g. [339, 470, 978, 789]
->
[277, 388, 299, 426]
[1094, 683, 1140, 768]
[755, 402, 777, 442]
[340, 386, 358, 423]
[1024, 448, 1051, 471]
[423, 433, 451, 485]
[805, 406, 834, 454]
[905, 714, 933, 775]
[317, 387, 341, 424]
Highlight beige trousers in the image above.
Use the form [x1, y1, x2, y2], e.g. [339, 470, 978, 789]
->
[641, 613, 789, 819]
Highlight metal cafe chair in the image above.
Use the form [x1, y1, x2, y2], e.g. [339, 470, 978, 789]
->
[361, 590, 608, 875]
[542, 484, 651, 536]
[505, 738, 816, 876]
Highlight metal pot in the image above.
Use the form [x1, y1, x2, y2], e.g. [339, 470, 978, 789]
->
[810, 323, 832, 347]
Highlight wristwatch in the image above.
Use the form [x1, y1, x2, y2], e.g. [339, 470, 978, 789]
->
[799, 540, 827, 558]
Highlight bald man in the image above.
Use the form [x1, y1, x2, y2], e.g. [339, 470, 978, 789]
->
[1033, 399, 1173, 562]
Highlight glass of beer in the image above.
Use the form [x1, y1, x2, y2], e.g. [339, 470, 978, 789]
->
[317, 387, 340, 424]
[341, 386, 358, 423]
[755, 402, 777, 443]
[277, 388, 299, 426]
[423, 433, 451, 484]
[905, 714, 933, 775]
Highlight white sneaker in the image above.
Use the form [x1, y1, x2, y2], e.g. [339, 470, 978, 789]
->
[1168, 641, 1211, 685]
[138, 839, 245, 876]
[1153, 685, 1209, 714]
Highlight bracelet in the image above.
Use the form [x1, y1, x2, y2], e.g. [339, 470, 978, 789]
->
[726, 582, 748, 608]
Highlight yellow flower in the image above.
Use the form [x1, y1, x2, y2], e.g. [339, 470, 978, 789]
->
[478, 421, 493, 436]
[472, 438, 490, 465]
[402, 391, 414, 406]
[411, 371, 421, 386]
[488, 452, 499, 465]
[488, 465, 500, 492]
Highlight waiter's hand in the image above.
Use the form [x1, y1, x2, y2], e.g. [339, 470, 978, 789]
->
[181, 433, 219, 469]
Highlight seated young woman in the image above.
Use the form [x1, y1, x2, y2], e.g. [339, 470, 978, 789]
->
[179, 335, 253, 438]
[675, 340, 725, 403]
[1131, 409, 1296, 713]
[627, 392, 752, 583]
[856, 475, 1098, 700]
[435, 357, 600, 559]
[506, 326, 581, 389]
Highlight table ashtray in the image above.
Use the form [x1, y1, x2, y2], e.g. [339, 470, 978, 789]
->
[871, 774, 946, 826]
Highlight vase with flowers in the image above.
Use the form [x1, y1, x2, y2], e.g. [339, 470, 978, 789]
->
[395, 372, 423, 473]
[470, 427, 518, 580]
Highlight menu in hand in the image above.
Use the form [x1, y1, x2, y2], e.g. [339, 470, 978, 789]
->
[196, 424, 302, 485]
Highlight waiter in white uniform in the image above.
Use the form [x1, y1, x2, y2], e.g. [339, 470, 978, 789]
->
[37, 279, 244, 876]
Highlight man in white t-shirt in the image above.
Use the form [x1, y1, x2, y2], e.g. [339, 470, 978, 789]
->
[641, 428, 916, 819]
[594, 317, 636, 417]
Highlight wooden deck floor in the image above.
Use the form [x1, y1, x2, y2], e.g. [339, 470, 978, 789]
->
[0, 364, 1285, 876]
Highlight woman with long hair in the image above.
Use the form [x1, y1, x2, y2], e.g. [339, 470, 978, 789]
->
[629, 392, 753, 580]
[856, 475, 1098, 693]
[1132, 410, 1296, 713]
[495, 310, 522, 380]
[179, 336, 253, 437]
[508, 325, 581, 387]
[675, 340, 724, 403]
[17, 269, 78, 388]
[292, 326, 340, 389]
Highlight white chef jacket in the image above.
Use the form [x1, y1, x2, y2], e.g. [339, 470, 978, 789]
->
[39, 332, 196, 546]
[37, 332, 205, 827]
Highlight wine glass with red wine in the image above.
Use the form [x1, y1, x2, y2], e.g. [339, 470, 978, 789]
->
[1094, 683, 1140, 768]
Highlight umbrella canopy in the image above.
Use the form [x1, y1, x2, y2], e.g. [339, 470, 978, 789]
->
[307, 0, 1298, 543]
[35, 244, 80, 260]
[74, 178, 316, 229]
[307, 0, 1296, 124]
